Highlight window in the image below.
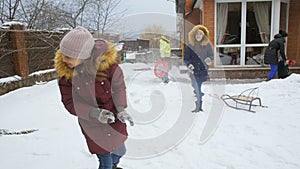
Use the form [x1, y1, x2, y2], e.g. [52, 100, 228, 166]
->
[215, 1, 273, 67]
[216, 2, 242, 66]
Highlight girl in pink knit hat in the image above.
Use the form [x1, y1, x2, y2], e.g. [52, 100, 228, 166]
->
[55, 26, 133, 169]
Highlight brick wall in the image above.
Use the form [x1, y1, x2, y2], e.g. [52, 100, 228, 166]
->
[287, 0, 300, 64]
[179, 67, 300, 79]
[0, 25, 65, 78]
[203, 0, 215, 45]
[184, 8, 201, 46]
[184, 1, 215, 44]
[10, 24, 29, 77]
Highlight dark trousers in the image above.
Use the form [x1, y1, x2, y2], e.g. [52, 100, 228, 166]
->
[161, 57, 172, 82]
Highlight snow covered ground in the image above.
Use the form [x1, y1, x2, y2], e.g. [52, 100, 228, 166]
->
[1, 63, 300, 169]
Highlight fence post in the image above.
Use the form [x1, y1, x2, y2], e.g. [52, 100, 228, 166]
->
[10, 23, 29, 77]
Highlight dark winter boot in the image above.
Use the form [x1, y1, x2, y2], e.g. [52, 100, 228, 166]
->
[193, 90, 204, 97]
[192, 101, 203, 113]
[112, 164, 123, 169]
[163, 78, 169, 84]
[162, 74, 169, 83]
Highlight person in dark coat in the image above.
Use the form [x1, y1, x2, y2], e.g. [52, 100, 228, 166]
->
[184, 25, 214, 112]
[54, 26, 133, 169]
[264, 30, 288, 80]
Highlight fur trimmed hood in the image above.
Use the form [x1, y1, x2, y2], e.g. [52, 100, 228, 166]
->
[54, 40, 118, 80]
[188, 25, 210, 46]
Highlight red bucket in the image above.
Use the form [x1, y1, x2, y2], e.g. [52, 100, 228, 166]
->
[288, 60, 296, 66]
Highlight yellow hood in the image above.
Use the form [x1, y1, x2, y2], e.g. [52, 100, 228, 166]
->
[188, 25, 210, 46]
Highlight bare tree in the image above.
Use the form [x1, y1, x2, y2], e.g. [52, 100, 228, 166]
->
[0, 0, 5, 23]
[99, 0, 120, 34]
[0, 0, 125, 32]
[88, 0, 125, 35]
[0, 0, 21, 23]
[8, 0, 20, 20]
[34, 3, 66, 30]
[18, 0, 47, 29]
[56, 0, 89, 28]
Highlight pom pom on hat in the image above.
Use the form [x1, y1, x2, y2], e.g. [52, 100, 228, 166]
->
[60, 26, 95, 59]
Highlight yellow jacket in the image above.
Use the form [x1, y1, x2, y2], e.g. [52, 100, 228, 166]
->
[159, 36, 171, 58]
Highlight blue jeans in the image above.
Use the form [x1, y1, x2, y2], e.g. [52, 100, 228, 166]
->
[190, 74, 204, 102]
[195, 81, 204, 102]
[268, 64, 278, 80]
[96, 144, 126, 169]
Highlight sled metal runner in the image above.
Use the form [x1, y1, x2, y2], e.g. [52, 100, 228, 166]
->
[221, 87, 266, 113]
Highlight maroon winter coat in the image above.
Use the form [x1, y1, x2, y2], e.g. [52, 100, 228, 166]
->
[54, 40, 128, 154]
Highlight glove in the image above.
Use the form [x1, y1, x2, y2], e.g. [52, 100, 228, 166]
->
[285, 60, 289, 65]
[187, 64, 194, 74]
[204, 57, 212, 65]
[117, 111, 134, 126]
[90, 108, 115, 124]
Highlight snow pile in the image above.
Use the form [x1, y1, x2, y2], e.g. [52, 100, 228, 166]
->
[0, 64, 299, 169]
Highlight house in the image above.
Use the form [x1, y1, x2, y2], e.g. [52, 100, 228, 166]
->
[176, 0, 300, 78]
[119, 39, 150, 51]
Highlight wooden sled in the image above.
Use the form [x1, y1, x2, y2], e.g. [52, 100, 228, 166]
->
[221, 87, 267, 113]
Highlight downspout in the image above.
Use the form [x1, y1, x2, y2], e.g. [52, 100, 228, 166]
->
[182, 0, 186, 63]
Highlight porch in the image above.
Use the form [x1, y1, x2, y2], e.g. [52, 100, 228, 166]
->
[179, 65, 300, 79]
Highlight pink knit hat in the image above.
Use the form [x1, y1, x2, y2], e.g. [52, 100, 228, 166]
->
[60, 26, 95, 59]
